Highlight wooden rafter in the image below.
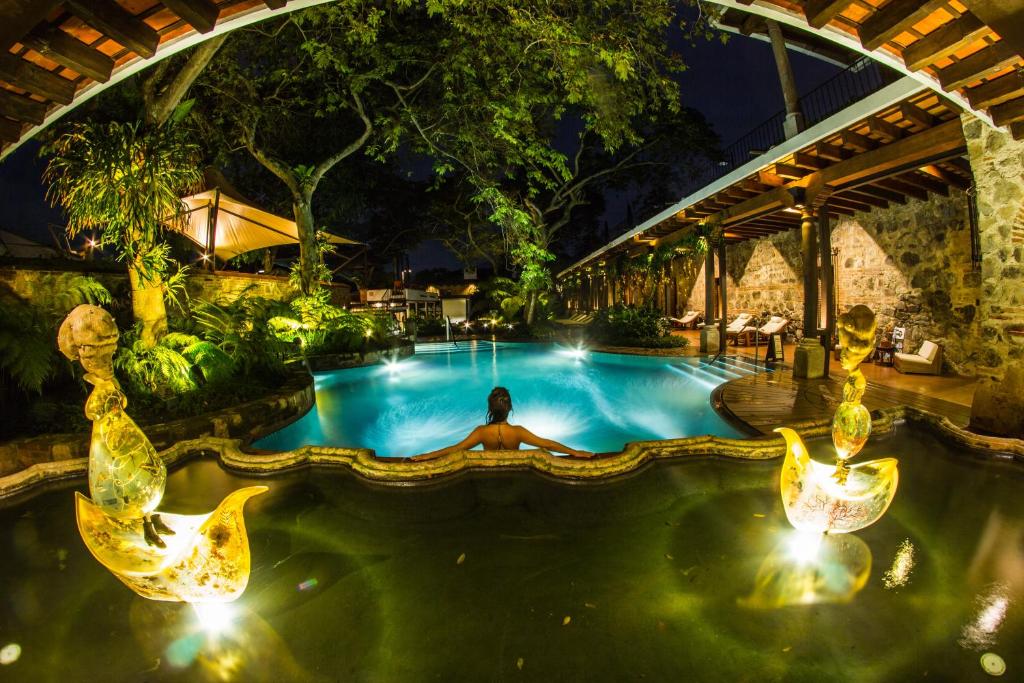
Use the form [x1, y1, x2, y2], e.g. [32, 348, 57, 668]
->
[858, 0, 947, 52]
[855, 184, 906, 205]
[162, 0, 221, 34]
[901, 13, 990, 73]
[23, 25, 116, 83]
[937, 41, 1021, 92]
[991, 96, 1024, 127]
[0, 89, 47, 125]
[804, 0, 851, 30]
[966, 70, 1024, 110]
[0, 53, 76, 105]
[66, 0, 160, 59]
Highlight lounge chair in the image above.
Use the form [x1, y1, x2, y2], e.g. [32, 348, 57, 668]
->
[723, 313, 753, 345]
[894, 340, 942, 375]
[669, 310, 702, 329]
[554, 312, 594, 326]
[741, 315, 789, 345]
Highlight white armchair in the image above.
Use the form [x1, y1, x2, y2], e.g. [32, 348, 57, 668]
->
[894, 340, 942, 375]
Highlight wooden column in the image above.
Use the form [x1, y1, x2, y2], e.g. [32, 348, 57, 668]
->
[818, 207, 835, 374]
[717, 239, 728, 350]
[766, 19, 804, 139]
[704, 247, 715, 323]
[801, 209, 818, 338]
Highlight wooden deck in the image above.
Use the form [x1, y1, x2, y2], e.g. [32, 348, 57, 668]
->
[716, 368, 973, 435]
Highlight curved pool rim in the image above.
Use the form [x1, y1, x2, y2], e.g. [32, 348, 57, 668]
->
[2, 404, 1021, 506]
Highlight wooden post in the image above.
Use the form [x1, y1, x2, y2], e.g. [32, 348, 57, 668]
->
[766, 19, 804, 139]
[801, 209, 818, 339]
[818, 207, 835, 375]
[704, 247, 715, 323]
[207, 188, 220, 272]
[718, 239, 727, 351]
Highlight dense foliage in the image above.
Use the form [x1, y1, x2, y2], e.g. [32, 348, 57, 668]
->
[589, 304, 686, 348]
[43, 120, 202, 347]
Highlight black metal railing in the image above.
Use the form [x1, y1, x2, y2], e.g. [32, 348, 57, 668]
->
[681, 57, 897, 194]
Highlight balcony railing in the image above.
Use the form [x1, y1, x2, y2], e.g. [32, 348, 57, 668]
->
[681, 57, 898, 194]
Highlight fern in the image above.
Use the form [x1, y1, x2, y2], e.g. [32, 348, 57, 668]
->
[0, 276, 112, 393]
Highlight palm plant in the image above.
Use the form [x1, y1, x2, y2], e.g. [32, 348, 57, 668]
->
[44, 120, 202, 348]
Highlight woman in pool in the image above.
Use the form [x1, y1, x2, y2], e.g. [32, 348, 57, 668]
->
[409, 387, 594, 461]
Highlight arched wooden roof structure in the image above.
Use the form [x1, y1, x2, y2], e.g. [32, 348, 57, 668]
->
[0, 0, 334, 159]
[709, 0, 1024, 140]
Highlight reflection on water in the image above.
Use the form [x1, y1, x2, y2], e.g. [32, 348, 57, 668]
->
[255, 343, 745, 455]
[5, 426, 1024, 681]
[882, 539, 916, 589]
[960, 583, 1012, 651]
[741, 531, 872, 608]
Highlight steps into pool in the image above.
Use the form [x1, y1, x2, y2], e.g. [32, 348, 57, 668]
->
[414, 340, 502, 355]
[668, 355, 773, 386]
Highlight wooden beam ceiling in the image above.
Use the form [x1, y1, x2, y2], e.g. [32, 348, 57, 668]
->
[804, 0, 850, 30]
[22, 25, 116, 83]
[0, 90, 47, 125]
[161, 0, 221, 34]
[961, 1, 1024, 62]
[66, 0, 160, 59]
[901, 13, 990, 72]
[966, 70, 1024, 109]
[859, 0, 946, 52]
[936, 41, 1021, 92]
[0, 53, 76, 105]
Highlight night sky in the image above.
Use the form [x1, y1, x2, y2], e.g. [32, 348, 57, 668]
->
[0, 19, 840, 272]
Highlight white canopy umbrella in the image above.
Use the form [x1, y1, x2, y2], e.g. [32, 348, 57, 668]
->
[175, 189, 360, 261]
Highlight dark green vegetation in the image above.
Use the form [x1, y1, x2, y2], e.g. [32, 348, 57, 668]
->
[3, 426, 1021, 680]
[590, 304, 688, 348]
[5, 1, 724, 437]
[0, 280, 397, 440]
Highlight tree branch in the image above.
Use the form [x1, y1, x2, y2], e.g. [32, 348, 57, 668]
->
[144, 35, 229, 127]
[309, 88, 373, 190]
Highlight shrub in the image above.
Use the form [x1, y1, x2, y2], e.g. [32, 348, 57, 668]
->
[589, 304, 672, 344]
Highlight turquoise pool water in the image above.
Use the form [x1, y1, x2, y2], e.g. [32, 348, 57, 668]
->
[255, 341, 757, 456]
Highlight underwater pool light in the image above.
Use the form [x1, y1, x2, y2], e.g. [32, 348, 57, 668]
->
[192, 602, 237, 635]
[570, 345, 587, 360]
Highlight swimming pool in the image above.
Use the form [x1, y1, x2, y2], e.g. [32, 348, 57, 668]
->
[255, 341, 760, 456]
[2, 424, 1021, 681]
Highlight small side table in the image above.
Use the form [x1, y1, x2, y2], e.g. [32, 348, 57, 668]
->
[875, 345, 895, 366]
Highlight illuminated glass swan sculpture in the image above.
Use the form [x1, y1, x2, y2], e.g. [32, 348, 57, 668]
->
[776, 305, 899, 534]
[59, 305, 266, 602]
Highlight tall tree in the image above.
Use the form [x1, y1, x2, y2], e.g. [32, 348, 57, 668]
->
[388, 1, 719, 322]
[195, 5, 413, 294]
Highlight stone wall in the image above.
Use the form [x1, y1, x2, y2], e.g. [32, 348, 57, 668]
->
[962, 114, 1024, 380]
[0, 264, 351, 309]
[674, 189, 980, 374]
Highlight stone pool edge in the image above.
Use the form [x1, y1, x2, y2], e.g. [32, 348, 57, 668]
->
[3, 405, 1021, 502]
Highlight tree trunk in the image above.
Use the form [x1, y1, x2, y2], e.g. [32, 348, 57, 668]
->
[525, 291, 537, 325]
[128, 260, 168, 348]
[293, 194, 319, 295]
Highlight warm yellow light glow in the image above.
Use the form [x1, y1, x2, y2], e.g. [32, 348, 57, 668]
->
[0, 643, 21, 666]
[776, 428, 898, 534]
[76, 486, 267, 602]
[365, 329, 374, 338]
[741, 531, 871, 608]
[192, 602, 238, 635]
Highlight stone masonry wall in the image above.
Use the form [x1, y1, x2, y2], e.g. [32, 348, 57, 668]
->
[962, 114, 1024, 380]
[676, 189, 980, 374]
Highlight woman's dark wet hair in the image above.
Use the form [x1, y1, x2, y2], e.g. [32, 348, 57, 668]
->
[486, 387, 513, 424]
